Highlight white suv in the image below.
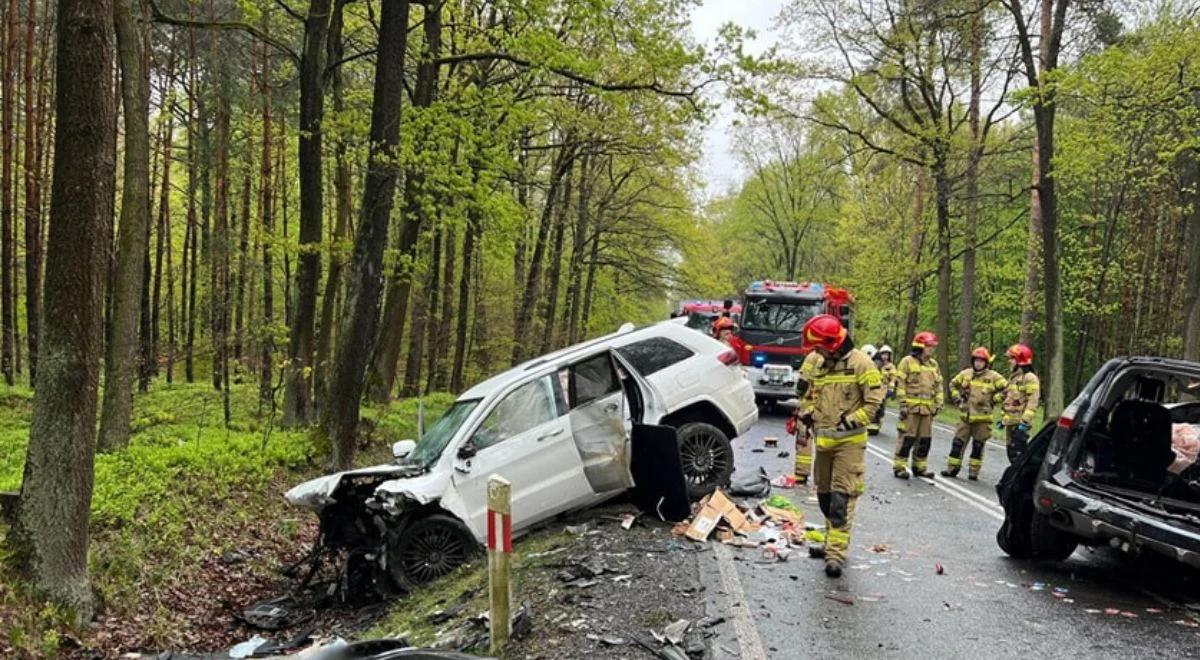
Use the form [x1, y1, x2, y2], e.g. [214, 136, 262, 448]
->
[286, 320, 757, 590]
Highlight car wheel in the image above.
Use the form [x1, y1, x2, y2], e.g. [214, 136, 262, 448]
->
[676, 422, 734, 500]
[1030, 511, 1079, 561]
[388, 514, 479, 589]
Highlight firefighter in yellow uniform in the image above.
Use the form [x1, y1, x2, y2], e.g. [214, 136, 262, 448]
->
[893, 331, 943, 479]
[871, 345, 898, 435]
[942, 347, 1007, 480]
[789, 350, 823, 485]
[795, 314, 884, 577]
[1002, 343, 1040, 462]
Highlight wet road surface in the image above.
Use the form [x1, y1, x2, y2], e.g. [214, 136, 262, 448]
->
[698, 405, 1200, 659]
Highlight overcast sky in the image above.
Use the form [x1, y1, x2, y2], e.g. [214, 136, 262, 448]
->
[689, 0, 781, 198]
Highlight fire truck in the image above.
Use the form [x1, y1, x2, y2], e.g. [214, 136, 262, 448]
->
[729, 281, 854, 407]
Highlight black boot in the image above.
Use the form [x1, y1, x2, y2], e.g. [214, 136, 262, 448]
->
[825, 560, 843, 578]
[968, 474, 979, 481]
[893, 468, 910, 479]
[809, 545, 826, 559]
[941, 467, 959, 478]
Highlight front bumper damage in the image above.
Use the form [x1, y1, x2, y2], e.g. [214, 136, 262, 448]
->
[284, 466, 454, 599]
[1036, 480, 1200, 569]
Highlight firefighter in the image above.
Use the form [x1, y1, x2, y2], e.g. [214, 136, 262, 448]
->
[788, 350, 823, 485]
[713, 316, 737, 346]
[794, 314, 884, 577]
[1001, 343, 1040, 462]
[872, 345, 898, 434]
[942, 347, 1007, 480]
[893, 331, 943, 479]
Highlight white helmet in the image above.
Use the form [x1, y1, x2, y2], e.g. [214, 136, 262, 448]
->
[862, 344, 877, 359]
[879, 344, 894, 357]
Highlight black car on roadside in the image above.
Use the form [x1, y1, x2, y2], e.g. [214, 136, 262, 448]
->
[997, 357, 1200, 568]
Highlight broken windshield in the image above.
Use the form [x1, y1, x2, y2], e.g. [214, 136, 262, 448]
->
[741, 299, 822, 334]
[409, 399, 480, 469]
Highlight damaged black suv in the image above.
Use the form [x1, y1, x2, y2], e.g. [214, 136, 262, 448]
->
[997, 357, 1200, 567]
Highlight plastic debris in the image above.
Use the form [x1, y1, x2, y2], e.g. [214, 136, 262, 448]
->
[869, 543, 890, 554]
[662, 619, 691, 645]
[565, 523, 590, 535]
[778, 451, 791, 458]
[622, 513, 640, 530]
[1120, 611, 1139, 619]
[729, 467, 772, 497]
[934, 563, 944, 575]
[228, 635, 268, 659]
[770, 474, 798, 489]
[1105, 608, 1121, 615]
[1146, 608, 1164, 614]
[1175, 619, 1200, 628]
[1084, 609, 1102, 614]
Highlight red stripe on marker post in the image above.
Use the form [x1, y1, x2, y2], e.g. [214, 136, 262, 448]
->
[487, 508, 512, 552]
[487, 475, 513, 653]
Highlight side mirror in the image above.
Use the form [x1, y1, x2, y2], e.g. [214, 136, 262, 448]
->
[457, 440, 478, 460]
[392, 439, 416, 460]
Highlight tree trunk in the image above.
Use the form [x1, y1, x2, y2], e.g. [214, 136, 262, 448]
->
[540, 160, 573, 354]
[1183, 153, 1200, 362]
[314, 0, 350, 411]
[234, 166, 252, 364]
[22, 0, 41, 382]
[933, 151, 953, 390]
[212, 77, 232, 417]
[402, 233, 436, 398]
[1019, 135, 1042, 345]
[451, 201, 478, 392]
[903, 167, 928, 346]
[259, 25, 276, 406]
[580, 228, 602, 338]
[958, 1, 982, 367]
[282, 0, 334, 426]
[564, 155, 592, 345]
[431, 223, 456, 392]
[98, 0, 152, 453]
[12, 0, 115, 621]
[513, 145, 573, 364]
[325, 0, 411, 470]
[0, 0, 17, 386]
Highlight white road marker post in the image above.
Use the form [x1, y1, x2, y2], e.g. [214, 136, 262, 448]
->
[487, 474, 513, 653]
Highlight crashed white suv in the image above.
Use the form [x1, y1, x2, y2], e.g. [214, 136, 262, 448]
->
[286, 321, 757, 590]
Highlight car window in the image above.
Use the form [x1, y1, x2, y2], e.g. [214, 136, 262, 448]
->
[616, 337, 695, 376]
[572, 353, 620, 407]
[472, 377, 558, 450]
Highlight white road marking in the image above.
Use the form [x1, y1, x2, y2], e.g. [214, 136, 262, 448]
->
[712, 542, 767, 660]
[882, 409, 1008, 455]
[864, 443, 1005, 521]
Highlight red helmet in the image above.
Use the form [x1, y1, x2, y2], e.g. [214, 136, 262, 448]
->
[1006, 343, 1034, 366]
[801, 314, 848, 353]
[912, 331, 939, 349]
[971, 347, 993, 363]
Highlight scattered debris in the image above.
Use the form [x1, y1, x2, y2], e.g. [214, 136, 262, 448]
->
[1175, 619, 1200, 628]
[697, 615, 727, 628]
[869, 543, 890, 554]
[686, 490, 753, 541]
[622, 513, 641, 530]
[227, 635, 268, 659]
[935, 563, 944, 575]
[428, 602, 469, 625]
[770, 474, 797, 489]
[825, 592, 855, 605]
[238, 595, 301, 631]
[777, 451, 791, 458]
[729, 467, 773, 497]
[1105, 608, 1121, 615]
[565, 523, 590, 535]
[764, 436, 779, 448]
[661, 619, 691, 645]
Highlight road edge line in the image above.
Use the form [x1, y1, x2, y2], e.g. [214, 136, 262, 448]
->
[712, 542, 768, 660]
[864, 444, 1005, 521]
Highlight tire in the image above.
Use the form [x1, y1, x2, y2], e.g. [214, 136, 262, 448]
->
[387, 514, 480, 589]
[996, 513, 1034, 559]
[1030, 511, 1079, 561]
[676, 422, 735, 500]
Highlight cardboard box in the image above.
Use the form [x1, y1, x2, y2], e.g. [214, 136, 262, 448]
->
[685, 489, 751, 541]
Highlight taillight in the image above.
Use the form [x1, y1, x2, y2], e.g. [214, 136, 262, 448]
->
[1058, 401, 1080, 429]
[1057, 415, 1073, 429]
[718, 350, 740, 366]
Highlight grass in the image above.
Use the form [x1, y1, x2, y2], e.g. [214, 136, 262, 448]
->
[0, 378, 453, 657]
[363, 530, 573, 652]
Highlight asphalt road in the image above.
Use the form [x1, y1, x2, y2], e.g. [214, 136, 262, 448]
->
[698, 405, 1200, 659]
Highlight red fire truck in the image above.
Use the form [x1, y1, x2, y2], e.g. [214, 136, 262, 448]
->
[728, 281, 854, 407]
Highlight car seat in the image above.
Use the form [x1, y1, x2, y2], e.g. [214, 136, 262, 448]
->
[1108, 399, 1175, 487]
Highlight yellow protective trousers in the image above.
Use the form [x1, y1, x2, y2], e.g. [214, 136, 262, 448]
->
[814, 431, 867, 564]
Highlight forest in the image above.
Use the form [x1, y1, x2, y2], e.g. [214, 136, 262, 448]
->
[0, 0, 1197, 655]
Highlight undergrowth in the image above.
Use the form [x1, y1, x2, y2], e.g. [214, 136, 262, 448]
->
[0, 379, 453, 657]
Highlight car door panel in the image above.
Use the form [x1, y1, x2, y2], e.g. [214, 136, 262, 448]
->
[449, 376, 593, 537]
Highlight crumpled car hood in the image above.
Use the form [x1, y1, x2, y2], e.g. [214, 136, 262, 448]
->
[285, 464, 411, 511]
[374, 470, 452, 505]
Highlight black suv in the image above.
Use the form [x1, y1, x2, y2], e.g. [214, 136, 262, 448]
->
[996, 357, 1200, 567]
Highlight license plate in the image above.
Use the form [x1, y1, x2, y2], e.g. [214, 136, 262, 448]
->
[764, 366, 790, 383]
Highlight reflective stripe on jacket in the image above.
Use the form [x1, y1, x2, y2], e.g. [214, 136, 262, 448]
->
[1002, 370, 1040, 425]
[810, 348, 885, 435]
[895, 354, 943, 414]
[950, 368, 1007, 422]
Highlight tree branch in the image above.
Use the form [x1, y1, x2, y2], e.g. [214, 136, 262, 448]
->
[147, 0, 300, 64]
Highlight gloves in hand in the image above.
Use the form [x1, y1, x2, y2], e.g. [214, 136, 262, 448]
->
[835, 414, 859, 432]
[1017, 422, 1031, 432]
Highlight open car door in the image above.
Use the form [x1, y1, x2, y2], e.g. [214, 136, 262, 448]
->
[612, 350, 691, 521]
